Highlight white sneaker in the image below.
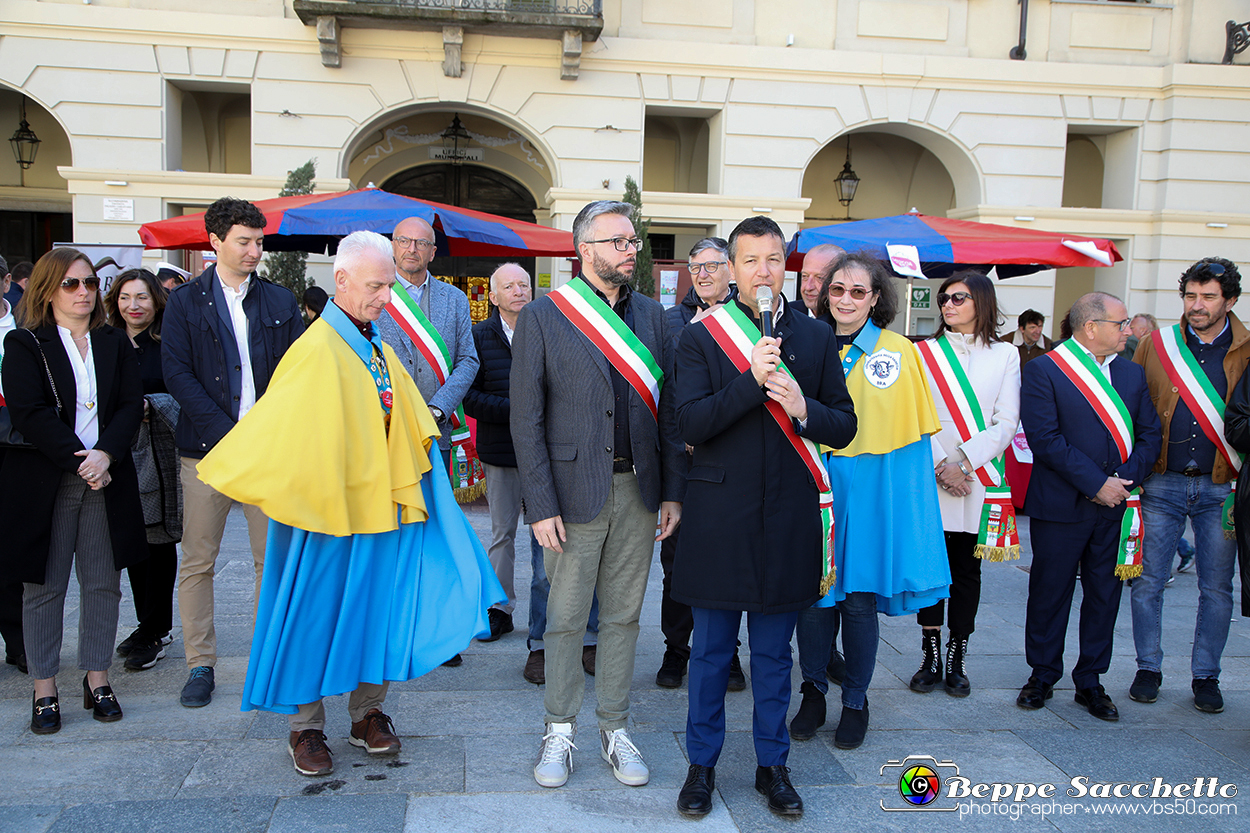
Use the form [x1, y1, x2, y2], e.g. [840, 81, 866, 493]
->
[600, 727, 649, 786]
[534, 722, 576, 788]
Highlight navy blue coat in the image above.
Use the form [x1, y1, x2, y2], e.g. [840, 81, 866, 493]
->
[464, 312, 517, 468]
[161, 266, 303, 457]
[1021, 348, 1162, 524]
[672, 299, 857, 613]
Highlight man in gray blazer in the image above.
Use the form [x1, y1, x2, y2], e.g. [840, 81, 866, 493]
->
[512, 200, 686, 790]
[376, 216, 480, 473]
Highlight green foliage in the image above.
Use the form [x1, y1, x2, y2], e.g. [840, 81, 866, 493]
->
[622, 175, 654, 297]
[264, 159, 316, 300]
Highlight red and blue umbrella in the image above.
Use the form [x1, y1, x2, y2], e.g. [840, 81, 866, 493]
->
[138, 186, 575, 257]
[785, 212, 1122, 278]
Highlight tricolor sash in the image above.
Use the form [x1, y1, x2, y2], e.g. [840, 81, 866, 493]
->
[1151, 325, 1242, 538]
[916, 336, 1020, 561]
[1047, 341, 1144, 578]
[385, 282, 485, 502]
[700, 302, 837, 595]
[548, 279, 663, 422]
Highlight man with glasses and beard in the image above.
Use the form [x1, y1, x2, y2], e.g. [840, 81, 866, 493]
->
[1128, 258, 1249, 714]
[511, 200, 686, 790]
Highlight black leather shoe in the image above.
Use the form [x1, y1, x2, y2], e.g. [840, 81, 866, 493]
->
[677, 764, 715, 817]
[83, 675, 123, 722]
[442, 653, 463, 667]
[479, 608, 513, 643]
[1074, 685, 1119, 721]
[825, 649, 846, 687]
[6, 652, 27, 675]
[726, 650, 746, 692]
[31, 693, 60, 735]
[1016, 676, 1054, 710]
[655, 649, 686, 689]
[833, 698, 869, 750]
[755, 765, 803, 816]
[788, 681, 825, 741]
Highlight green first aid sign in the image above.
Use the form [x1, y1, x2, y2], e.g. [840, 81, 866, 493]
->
[911, 287, 931, 309]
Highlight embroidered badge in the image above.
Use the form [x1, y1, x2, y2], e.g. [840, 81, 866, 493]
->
[863, 349, 901, 389]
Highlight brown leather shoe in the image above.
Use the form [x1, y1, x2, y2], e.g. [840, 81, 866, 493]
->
[289, 729, 334, 776]
[582, 644, 597, 676]
[349, 708, 401, 755]
[524, 649, 545, 685]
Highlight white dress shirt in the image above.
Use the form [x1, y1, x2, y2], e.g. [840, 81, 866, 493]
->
[219, 274, 257, 420]
[57, 326, 99, 448]
[500, 314, 515, 346]
[1072, 337, 1116, 382]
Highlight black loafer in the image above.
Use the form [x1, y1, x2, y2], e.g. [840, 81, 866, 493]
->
[31, 693, 60, 735]
[83, 675, 123, 722]
[1016, 676, 1054, 710]
[6, 652, 27, 675]
[755, 765, 803, 816]
[1074, 685, 1118, 722]
[677, 764, 715, 817]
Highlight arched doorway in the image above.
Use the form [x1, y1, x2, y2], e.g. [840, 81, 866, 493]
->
[0, 88, 72, 264]
[382, 163, 539, 299]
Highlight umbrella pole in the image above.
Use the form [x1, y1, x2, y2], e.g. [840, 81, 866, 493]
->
[905, 277, 914, 336]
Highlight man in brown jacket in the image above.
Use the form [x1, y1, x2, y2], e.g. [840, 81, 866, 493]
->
[1129, 258, 1249, 714]
[1009, 309, 1054, 368]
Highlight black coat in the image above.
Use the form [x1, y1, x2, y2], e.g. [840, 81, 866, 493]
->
[1223, 368, 1250, 617]
[664, 285, 739, 350]
[464, 312, 517, 468]
[0, 324, 147, 583]
[672, 299, 857, 612]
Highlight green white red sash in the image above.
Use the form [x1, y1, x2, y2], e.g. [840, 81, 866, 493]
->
[1047, 341, 1144, 578]
[916, 336, 1020, 561]
[1151, 325, 1242, 538]
[700, 302, 837, 595]
[385, 282, 485, 502]
[548, 279, 663, 422]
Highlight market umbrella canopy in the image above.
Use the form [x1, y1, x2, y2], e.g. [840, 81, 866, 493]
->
[138, 187, 576, 257]
[785, 212, 1122, 278]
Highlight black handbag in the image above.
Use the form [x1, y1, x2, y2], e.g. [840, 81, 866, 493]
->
[0, 329, 63, 449]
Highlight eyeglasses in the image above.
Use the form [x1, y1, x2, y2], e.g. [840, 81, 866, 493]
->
[393, 236, 436, 251]
[828, 285, 871, 300]
[1093, 318, 1133, 330]
[938, 292, 972, 307]
[586, 237, 643, 252]
[688, 261, 726, 276]
[60, 277, 101, 292]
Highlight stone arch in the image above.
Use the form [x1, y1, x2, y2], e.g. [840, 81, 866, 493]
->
[0, 83, 75, 187]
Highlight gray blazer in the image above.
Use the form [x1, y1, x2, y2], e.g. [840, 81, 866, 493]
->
[377, 274, 479, 451]
[510, 282, 687, 525]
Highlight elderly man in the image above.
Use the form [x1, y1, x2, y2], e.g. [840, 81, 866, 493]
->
[673, 216, 856, 818]
[198, 231, 503, 776]
[1017, 293, 1161, 722]
[512, 200, 686, 789]
[465, 263, 600, 679]
[795, 243, 843, 318]
[1129, 259, 1250, 713]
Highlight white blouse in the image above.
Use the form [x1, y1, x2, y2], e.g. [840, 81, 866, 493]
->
[57, 326, 99, 449]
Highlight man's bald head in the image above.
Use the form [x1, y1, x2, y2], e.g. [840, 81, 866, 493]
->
[800, 244, 845, 311]
[489, 262, 532, 324]
[392, 216, 437, 283]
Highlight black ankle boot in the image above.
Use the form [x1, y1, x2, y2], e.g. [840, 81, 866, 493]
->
[944, 635, 970, 697]
[909, 631, 942, 693]
[788, 680, 826, 741]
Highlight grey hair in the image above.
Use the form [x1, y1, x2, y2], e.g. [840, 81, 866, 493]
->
[572, 200, 634, 251]
[489, 262, 529, 293]
[1067, 291, 1121, 334]
[1131, 313, 1158, 331]
[688, 237, 728, 260]
[334, 230, 394, 274]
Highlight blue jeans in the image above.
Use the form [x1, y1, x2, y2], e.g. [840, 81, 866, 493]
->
[796, 593, 875, 709]
[1131, 471, 1236, 680]
[527, 529, 599, 650]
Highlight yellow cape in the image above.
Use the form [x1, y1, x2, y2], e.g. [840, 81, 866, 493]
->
[197, 318, 440, 537]
[831, 328, 941, 457]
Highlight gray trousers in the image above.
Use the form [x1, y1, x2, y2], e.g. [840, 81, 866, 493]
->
[289, 682, 390, 732]
[543, 471, 654, 731]
[23, 472, 121, 679]
[484, 462, 523, 613]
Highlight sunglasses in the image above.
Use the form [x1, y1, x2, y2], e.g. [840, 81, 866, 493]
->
[1197, 262, 1226, 278]
[60, 277, 101, 292]
[938, 291, 972, 307]
[829, 285, 871, 300]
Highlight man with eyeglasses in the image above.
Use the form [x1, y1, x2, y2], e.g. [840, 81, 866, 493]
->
[1128, 258, 1249, 714]
[512, 200, 686, 790]
[1016, 293, 1161, 722]
[796, 244, 844, 318]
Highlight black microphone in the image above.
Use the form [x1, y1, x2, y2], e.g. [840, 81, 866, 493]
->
[756, 286, 774, 339]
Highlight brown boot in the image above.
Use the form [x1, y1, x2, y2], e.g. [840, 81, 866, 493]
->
[524, 649, 545, 684]
[289, 729, 334, 776]
[349, 708, 401, 755]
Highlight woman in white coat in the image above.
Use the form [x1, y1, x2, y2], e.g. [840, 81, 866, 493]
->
[911, 271, 1021, 697]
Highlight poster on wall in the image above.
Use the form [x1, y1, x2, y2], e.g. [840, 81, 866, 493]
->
[659, 270, 679, 309]
[54, 243, 145, 293]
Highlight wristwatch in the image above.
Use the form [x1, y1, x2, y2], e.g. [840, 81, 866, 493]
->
[430, 406, 446, 424]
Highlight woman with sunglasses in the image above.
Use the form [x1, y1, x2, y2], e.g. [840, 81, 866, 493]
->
[910, 271, 1020, 698]
[103, 268, 181, 671]
[790, 251, 948, 750]
[0, 248, 145, 734]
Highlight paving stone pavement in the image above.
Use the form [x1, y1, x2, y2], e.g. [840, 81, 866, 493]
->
[1, 503, 1246, 832]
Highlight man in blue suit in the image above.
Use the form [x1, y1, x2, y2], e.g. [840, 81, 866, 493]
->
[1017, 292, 1162, 721]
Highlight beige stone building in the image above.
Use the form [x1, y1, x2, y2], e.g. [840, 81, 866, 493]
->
[2, 0, 1249, 334]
